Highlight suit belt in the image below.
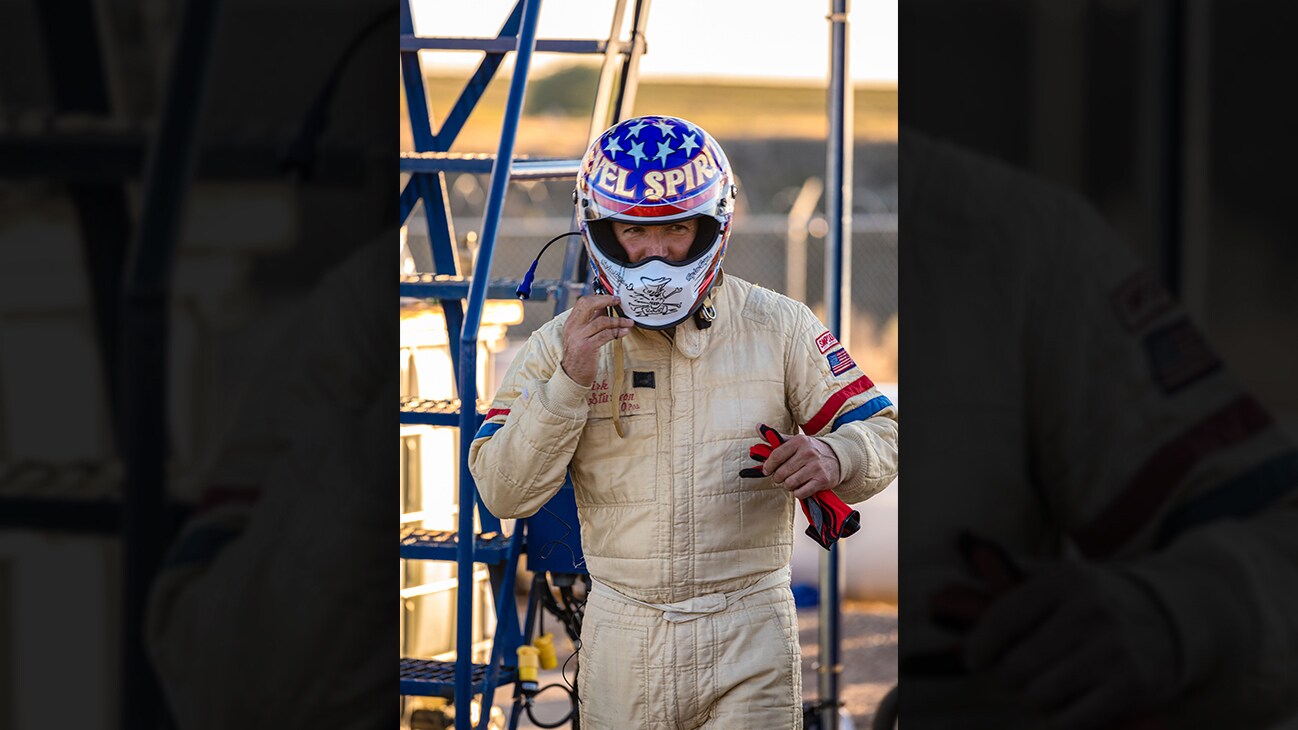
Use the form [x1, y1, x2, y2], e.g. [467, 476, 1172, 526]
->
[590, 565, 791, 623]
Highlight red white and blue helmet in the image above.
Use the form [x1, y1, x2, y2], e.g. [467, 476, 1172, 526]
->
[575, 115, 736, 329]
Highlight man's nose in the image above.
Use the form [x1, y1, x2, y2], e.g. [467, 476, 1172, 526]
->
[639, 230, 670, 257]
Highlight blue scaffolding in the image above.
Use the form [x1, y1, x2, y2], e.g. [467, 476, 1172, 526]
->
[398, 0, 648, 727]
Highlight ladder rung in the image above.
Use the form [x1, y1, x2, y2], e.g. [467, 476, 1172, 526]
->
[400, 152, 581, 181]
[400, 397, 488, 427]
[400, 658, 517, 696]
[399, 274, 564, 302]
[400, 35, 631, 55]
[400, 526, 512, 563]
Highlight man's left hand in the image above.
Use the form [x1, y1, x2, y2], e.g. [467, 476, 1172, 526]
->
[760, 426, 842, 499]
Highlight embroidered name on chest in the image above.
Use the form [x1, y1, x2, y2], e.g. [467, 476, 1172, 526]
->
[588, 379, 649, 413]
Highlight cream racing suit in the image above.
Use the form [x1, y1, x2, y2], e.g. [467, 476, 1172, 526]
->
[468, 275, 899, 728]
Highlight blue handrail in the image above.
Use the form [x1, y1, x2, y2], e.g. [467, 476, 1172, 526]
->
[455, 0, 545, 726]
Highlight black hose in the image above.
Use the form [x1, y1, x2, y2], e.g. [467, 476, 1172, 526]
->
[523, 682, 576, 728]
[537, 574, 582, 644]
[525, 571, 586, 727]
[559, 585, 583, 636]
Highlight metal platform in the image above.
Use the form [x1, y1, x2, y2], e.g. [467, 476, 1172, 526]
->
[0, 460, 179, 533]
[400, 35, 631, 55]
[400, 658, 517, 697]
[400, 397, 489, 427]
[400, 526, 513, 563]
[400, 152, 581, 180]
[399, 274, 567, 302]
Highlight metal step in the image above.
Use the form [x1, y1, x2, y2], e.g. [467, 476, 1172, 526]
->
[400, 35, 631, 55]
[401, 526, 512, 563]
[0, 460, 196, 534]
[400, 273, 565, 302]
[400, 152, 581, 181]
[400, 657, 517, 697]
[400, 397, 487, 427]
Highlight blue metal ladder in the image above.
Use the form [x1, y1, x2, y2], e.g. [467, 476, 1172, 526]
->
[398, 0, 649, 727]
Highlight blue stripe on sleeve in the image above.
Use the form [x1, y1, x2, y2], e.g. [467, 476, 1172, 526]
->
[1156, 449, 1298, 547]
[832, 395, 893, 432]
[474, 421, 505, 440]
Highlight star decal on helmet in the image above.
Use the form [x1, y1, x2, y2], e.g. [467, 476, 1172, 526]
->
[679, 134, 700, 156]
[626, 140, 647, 168]
[652, 118, 678, 138]
[603, 135, 624, 157]
[625, 118, 650, 137]
[653, 139, 675, 167]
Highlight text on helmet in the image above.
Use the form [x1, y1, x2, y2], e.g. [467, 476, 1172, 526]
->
[590, 146, 722, 202]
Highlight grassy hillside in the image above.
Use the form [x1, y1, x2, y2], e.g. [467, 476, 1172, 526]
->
[404, 73, 897, 157]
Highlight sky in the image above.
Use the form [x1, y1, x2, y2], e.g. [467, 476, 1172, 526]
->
[413, 0, 898, 84]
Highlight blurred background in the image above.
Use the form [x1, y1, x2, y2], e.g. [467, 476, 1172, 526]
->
[902, 0, 1298, 436]
[899, 2, 1298, 726]
[0, 0, 393, 727]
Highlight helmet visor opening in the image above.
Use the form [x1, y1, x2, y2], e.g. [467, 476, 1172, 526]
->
[687, 217, 720, 259]
[589, 215, 721, 267]
[586, 219, 630, 264]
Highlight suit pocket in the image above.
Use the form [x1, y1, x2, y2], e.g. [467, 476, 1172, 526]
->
[578, 618, 650, 727]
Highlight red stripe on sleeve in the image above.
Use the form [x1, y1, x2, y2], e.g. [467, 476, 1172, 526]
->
[484, 408, 510, 420]
[801, 374, 876, 435]
[1072, 395, 1272, 558]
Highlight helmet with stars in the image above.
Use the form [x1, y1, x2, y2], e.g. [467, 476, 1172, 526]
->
[575, 115, 737, 329]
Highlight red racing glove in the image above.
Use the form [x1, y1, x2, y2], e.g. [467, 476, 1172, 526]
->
[739, 423, 860, 550]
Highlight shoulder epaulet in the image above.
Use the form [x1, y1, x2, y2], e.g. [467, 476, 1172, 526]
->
[740, 282, 780, 327]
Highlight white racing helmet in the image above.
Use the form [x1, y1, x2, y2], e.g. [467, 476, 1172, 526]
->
[575, 115, 737, 329]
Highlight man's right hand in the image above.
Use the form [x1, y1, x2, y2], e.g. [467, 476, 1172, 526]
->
[560, 294, 633, 386]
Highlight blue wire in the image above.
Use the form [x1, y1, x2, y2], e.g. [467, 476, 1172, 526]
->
[517, 231, 580, 300]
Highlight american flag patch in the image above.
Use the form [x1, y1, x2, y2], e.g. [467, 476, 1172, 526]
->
[815, 330, 840, 354]
[826, 348, 856, 376]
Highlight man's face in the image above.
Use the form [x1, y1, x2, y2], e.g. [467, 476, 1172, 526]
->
[611, 218, 698, 263]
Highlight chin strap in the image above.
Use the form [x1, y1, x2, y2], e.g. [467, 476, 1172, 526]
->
[693, 294, 716, 330]
[692, 270, 723, 329]
[611, 335, 626, 438]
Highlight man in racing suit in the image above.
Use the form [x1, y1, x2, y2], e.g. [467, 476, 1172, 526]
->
[468, 116, 899, 728]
